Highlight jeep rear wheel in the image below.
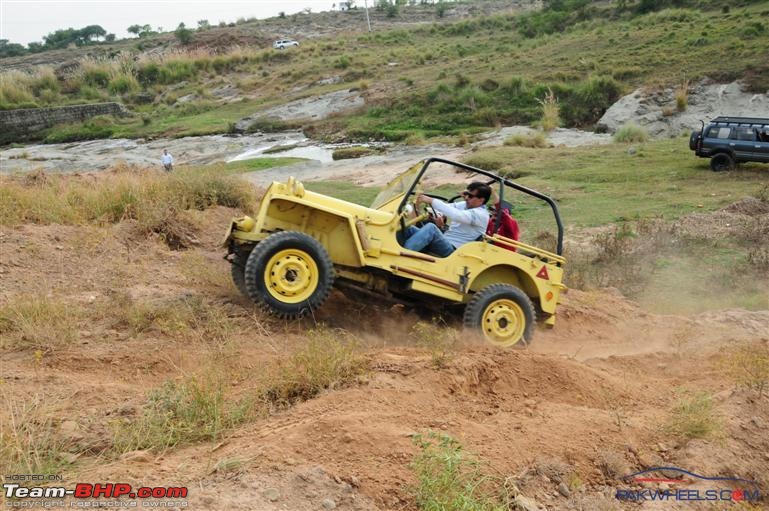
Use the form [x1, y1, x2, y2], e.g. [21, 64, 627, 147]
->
[244, 231, 334, 318]
[710, 153, 734, 172]
[463, 284, 535, 347]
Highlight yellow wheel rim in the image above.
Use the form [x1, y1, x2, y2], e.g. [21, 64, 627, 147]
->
[481, 298, 526, 347]
[263, 249, 319, 304]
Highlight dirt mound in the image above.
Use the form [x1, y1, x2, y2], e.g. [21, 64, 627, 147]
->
[721, 196, 769, 216]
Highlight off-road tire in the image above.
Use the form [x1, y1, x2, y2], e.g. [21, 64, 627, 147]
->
[230, 250, 250, 298]
[244, 231, 334, 318]
[463, 284, 535, 348]
[710, 153, 734, 172]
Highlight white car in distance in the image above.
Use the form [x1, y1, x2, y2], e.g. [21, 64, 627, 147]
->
[273, 39, 299, 49]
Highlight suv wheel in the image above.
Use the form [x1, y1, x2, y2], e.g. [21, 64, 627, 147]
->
[463, 284, 535, 347]
[244, 231, 334, 318]
[710, 153, 734, 172]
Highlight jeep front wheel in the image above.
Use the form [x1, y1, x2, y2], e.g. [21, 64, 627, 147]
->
[710, 153, 734, 172]
[463, 284, 535, 347]
[244, 231, 334, 318]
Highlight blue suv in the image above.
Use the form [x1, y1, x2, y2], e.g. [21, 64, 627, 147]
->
[690, 116, 769, 171]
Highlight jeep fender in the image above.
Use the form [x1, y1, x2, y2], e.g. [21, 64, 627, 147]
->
[470, 265, 544, 309]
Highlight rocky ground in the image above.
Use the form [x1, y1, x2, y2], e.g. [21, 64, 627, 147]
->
[598, 79, 769, 138]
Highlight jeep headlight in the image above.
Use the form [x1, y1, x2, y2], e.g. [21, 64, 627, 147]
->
[234, 216, 256, 232]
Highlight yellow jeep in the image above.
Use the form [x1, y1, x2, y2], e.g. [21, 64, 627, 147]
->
[223, 158, 566, 347]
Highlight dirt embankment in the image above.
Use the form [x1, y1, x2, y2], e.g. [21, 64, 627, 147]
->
[1, 180, 768, 510]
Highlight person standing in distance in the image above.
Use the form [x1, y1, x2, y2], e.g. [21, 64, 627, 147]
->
[161, 149, 174, 172]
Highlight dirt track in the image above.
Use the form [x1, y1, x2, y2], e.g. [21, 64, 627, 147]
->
[2, 200, 768, 510]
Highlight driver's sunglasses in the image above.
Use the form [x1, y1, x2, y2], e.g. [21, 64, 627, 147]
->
[462, 190, 480, 199]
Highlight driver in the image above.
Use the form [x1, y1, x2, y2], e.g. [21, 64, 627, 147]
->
[401, 181, 491, 257]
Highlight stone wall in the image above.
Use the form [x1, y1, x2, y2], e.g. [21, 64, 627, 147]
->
[0, 102, 130, 137]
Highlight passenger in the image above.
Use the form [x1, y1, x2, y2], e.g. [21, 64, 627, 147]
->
[486, 200, 520, 252]
[401, 182, 491, 257]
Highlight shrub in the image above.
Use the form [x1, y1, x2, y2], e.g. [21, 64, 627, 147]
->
[0, 71, 36, 108]
[43, 117, 115, 144]
[136, 62, 160, 85]
[335, 55, 352, 69]
[82, 67, 110, 87]
[675, 79, 689, 112]
[665, 391, 722, 440]
[0, 295, 81, 350]
[537, 87, 560, 132]
[332, 146, 377, 160]
[410, 432, 509, 511]
[721, 342, 769, 397]
[504, 132, 549, 148]
[107, 73, 139, 94]
[112, 376, 251, 453]
[0, 167, 257, 227]
[260, 326, 367, 407]
[158, 60, 197, 84]
[613, 122, 649, 143]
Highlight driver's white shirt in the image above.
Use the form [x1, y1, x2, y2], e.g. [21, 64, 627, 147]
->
[431, 199, 489, 248]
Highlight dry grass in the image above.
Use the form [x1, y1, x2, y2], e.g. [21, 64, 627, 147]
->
[504, 132, 549, 148]
[0, 165, 257, 231]
[721, 341, 769, 398]
[665, 390, 722, 440]
[259, 326, 367, 408]
[613, 122, 649, 143]
[536, 87, 560, 132]
[111, 374, 252, 454]
[0, 295, 82, 350]
[675, 78, 689, 112]
[411, 319, 458, 369]
[0, 70, 37, 107]
[0, 392, 73, 478]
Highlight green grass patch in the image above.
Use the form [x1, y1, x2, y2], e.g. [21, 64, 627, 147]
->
[331, 146, 379, 160]
[411, 432, 509, 511]
[220, 157, 308, 174]
[462, 138, 769, 230]
[304, 180, 381, 206]
[112, 375, 251, 453]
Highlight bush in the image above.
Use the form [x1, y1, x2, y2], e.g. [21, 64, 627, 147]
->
[332, 146, 377, 160]
[411, 432, 509, 511]
[107, 73, 139, 94]
[722, 342, 769, 397]
[537, 87, 560, 131]
[665, 391, 721, 440]
[0, 167, 257, 227]
[112, 376, 251, 452]
[613, 122, 649, 143]
[259, 326, 367, 407]
[504, 132, 549, 148]
[43, 117, 115, 144]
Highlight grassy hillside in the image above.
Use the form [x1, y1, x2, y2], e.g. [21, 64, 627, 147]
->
[1, 0, 768, 144]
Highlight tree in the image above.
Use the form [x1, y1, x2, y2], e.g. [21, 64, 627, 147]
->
[197, 19, 210, 31]
[27, 42, 44, 53]
[79, 25, 107, 44]
[105, 33, 116, 42]
[0, 39, 26, 57]
[127, 24, 154, 37]
[174, 22, 192, 44]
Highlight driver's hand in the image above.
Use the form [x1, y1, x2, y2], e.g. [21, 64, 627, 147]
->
[416, 194, 432, 205]
[433, 214, 445, 229]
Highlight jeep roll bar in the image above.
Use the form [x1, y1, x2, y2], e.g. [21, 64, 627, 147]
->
[397, 157, 564, 256]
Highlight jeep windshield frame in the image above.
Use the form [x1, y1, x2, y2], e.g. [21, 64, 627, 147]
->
[394, 157, 565, 256]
